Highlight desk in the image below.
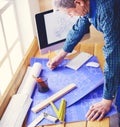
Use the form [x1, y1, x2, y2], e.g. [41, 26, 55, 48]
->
[32, 42, 110, 127]
[36, 118, 109, 127]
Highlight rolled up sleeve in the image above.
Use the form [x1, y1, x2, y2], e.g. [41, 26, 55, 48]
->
[63, 16, 91, 53]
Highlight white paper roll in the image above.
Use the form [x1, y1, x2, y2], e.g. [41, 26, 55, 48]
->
[17, 62, 42, 97]
[0, 94, 32, 127]
[0, 62, 42, 127]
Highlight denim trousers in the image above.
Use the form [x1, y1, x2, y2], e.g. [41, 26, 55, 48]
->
[118, 113, 120, 126]
[115, 86, 120, 112]
[115, 85, 120, 126]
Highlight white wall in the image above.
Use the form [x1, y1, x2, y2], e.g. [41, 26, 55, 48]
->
[29, 0, 40, 35]
[14, 0, 40, 53]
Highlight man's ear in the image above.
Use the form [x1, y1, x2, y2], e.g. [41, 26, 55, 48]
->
[74, 0, 85, 6]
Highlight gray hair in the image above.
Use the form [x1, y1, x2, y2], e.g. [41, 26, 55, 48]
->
[52, 0, 75, 9]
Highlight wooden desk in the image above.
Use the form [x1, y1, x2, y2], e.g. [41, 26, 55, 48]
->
[0, 37, 109, 127]
[33, 41, 110, 127]
[36, 118, 109, 127]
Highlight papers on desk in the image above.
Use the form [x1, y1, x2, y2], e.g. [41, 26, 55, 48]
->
[26, 57, 117, 126]
[30, 57, 104, 107]
[0, 94, 32, 127]
[0, 62, 42, 127]
[18, 62, 42, 96]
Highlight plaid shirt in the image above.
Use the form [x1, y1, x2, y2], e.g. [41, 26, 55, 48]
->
[63, 0, 120, 100]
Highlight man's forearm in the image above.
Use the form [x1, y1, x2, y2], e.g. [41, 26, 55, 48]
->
[57, 49, 68, 59]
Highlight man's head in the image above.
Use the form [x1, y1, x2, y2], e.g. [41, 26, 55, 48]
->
[53, 0, 75, 9]
[53, 0, 89, 17]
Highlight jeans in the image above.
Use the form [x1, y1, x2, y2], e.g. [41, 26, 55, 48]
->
[115, 86, 120, 111]
[115, 86, 120, 126]
[118, 113, 120, 127]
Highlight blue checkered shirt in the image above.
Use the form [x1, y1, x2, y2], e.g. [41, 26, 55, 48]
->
[63, 0, 120, 100]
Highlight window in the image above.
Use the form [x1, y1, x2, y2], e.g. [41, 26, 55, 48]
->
[0, 1, 23, 95]
[0, 0, 39, 96]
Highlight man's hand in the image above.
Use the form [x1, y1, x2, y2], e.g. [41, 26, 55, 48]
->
[47, 49, 68, 70]
[47, 56, 63, 70]
[86, 99, 113, 121]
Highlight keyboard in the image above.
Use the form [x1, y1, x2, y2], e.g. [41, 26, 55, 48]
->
[65, 52, 93, 70]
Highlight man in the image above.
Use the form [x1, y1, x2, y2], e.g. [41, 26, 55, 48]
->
[47, 0, 120, 123]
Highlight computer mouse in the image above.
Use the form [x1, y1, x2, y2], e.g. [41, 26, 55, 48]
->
[86, 62, 100, 68]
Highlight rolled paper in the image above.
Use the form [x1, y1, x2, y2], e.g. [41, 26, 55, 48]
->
[0, 63, 42, 127]
[17, 62, 42, 97]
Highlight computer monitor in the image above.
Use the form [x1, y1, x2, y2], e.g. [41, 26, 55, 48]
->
[35, 9, 89, 54]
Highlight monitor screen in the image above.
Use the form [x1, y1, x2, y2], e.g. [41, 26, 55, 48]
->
[35, 9, 80, 54]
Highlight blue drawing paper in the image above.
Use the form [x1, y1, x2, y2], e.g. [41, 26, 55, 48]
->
[65, 85, 116, 122]
[26, 57, 117, 126]
[30, 57, 104, 107]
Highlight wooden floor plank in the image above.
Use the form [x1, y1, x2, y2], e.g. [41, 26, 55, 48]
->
[43, 123, 64, 127]
[87, 117, 110, 127]
[65, 121, 86, 127]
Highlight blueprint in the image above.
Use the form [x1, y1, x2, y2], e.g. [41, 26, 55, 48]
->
[27, 57, 117, 126]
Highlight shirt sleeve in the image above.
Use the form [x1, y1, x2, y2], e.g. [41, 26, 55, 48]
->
[100, 1, 120, 100]
[63, 16, 91, 53]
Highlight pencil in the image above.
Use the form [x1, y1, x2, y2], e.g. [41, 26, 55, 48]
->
[48, 50, 51, 60]
[48, 50, 56, 69]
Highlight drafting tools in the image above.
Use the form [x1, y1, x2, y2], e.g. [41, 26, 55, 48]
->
[58, 99, 66, 122]
[65, 52, 93, 70]
[31, 83, 76, 113]
[43, 112, 58, 122]
[50, 98, 66, 122]
[28, 113, 44, 127]
[28, 112, 58, 127]
[50, 102, 59, 117]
